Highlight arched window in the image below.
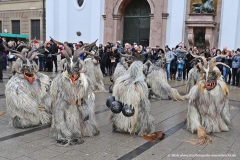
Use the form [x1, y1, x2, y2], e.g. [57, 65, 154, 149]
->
[77, 0, 84, 7]
[73, 0, 85, 10]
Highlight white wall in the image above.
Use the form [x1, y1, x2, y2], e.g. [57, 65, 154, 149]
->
[166, 0, 186, 49]
[46, 0, 105, 45]
[219, 0, 239, 50]
[235, 1, 240, 49]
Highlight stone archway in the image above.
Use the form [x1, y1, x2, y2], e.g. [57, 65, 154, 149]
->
[113, 0, 154, 15]
[112, 0, 154, 46]
[103, 0, 168, 47]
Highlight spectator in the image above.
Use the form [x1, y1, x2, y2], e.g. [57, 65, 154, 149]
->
[0, 38, 4, 83]
[205, 48, 212, 58]
[2, 38, 7, 70]
[165, 45, 174, 81]
[222, 50, 232, 83]
[105, 45, 113, 76]
[49, 41, 58, 72]
[7, 41, 16, 71]
[170, 48, 177, 80]
[99, 44, 106, 76]
[215, 49, 224, 73]
[31, 39, 40, 65]
[38, 42, 46, 71]
[177, 57, 185, 81]
[185, 48, 194, 80]
[176, 45, 187, 80]
[44, 42, 53, 72]
[231, 48, 240, 86]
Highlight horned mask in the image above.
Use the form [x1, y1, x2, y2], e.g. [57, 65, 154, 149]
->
[191, 54, 230, 91]
[6, 47, 40, 85]
[50, 37, 98, 83]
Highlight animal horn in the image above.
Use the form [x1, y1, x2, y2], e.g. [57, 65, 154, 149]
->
[27, 49, 38, 59]
[144, 60, 153, 66]
[64, 44, 72, 57]
[209, 55, 227, 72]
[196, 63, 205, 73]
[85, 51, 100, 58]
[30, 52, 44, 61]
[120, 53, 135, 59]
[79, 39, 98, 51]
[20, 48, 29, 55]
[11, 53, 27, 62]
[59, 50, 70, 60]
[73, 50, 86, 62]
[49, 36, 63, 45]
[190, 53, 207, 68]
[212, 62, 230, 69]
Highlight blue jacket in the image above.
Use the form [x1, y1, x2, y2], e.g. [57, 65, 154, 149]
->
[177, 59, 185, 69]
[231, 54, 240, 68]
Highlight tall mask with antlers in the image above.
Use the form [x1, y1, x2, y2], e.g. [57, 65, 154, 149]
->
[50, 37, 97, 83]
[6, 47, 42, 84]
[183, 54, 231, 145]
[192, 54, 230, 93]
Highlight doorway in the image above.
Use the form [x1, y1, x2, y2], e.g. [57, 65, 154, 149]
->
[123, 0, 150, 46]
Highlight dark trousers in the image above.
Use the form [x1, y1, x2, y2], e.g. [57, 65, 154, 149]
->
[232, 68, 239, 85]
[39, 57, 46, 71]
[100, 63, 105, 75]
[182, 66, 186, 80]
[3, 56, 7, 70]
[0, 61, 3, 80]
[52, 59, 58, 71]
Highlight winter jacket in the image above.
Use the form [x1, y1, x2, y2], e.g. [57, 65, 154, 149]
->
[231, 54, 240, 68]
[177, 59, 185, 69]
[176, 48, 187, 60]
[165, 50, 174, 63]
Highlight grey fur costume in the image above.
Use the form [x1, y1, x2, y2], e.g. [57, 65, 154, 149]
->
[113, 57, 129, 82]
[84, 57, 106, 92]
[145, 60, 183, 100]
[50, 38, 99, 145]
[5, 53, 52, 128]
[110, 61, 155, 136]
[182, 55, 231, 134]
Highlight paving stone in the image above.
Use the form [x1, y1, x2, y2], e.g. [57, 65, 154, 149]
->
[14, 156, 34, 160]
[27, 148, 63, 160]
[50, 150, 89, 160]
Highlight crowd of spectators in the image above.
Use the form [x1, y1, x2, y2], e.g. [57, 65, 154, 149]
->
[1, 37, 240, 87]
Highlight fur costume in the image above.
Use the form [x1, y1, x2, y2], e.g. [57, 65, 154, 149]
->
[5, 50, 51, 128]
[113, 57, 129, 82]
[109, 57, 129, 93]
[185, 59, 202, 93]
[84, 56, 106, 92]
[183, 55, 230, 144]
[110, 61, 155, 136]
[50, 38, 99, 145]
[144, 60, 183, 100]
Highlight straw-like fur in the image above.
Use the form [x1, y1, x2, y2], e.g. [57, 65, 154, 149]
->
[146, 61, 183, 101]
[84, 58, 106, 92]
[51, 71, 99, 145]
[5, 60, 52, 128]
[110, 61, 155, 136]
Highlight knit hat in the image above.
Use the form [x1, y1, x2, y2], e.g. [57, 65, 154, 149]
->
[116, 41, 121, 45]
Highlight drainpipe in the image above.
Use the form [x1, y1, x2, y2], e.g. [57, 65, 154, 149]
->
[42, 0, 46, 41]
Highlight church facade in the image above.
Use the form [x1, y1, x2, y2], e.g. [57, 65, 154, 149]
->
[46, 0, 240, 50]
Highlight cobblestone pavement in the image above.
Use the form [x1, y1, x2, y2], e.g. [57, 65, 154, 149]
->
[0, 69, 239, 160]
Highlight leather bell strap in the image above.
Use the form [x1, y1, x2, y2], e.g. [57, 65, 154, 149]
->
[69, 99, 82, 105]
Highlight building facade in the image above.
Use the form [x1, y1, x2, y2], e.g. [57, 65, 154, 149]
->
[0, 0, 45, 40]
[46, 0, 240, 50]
